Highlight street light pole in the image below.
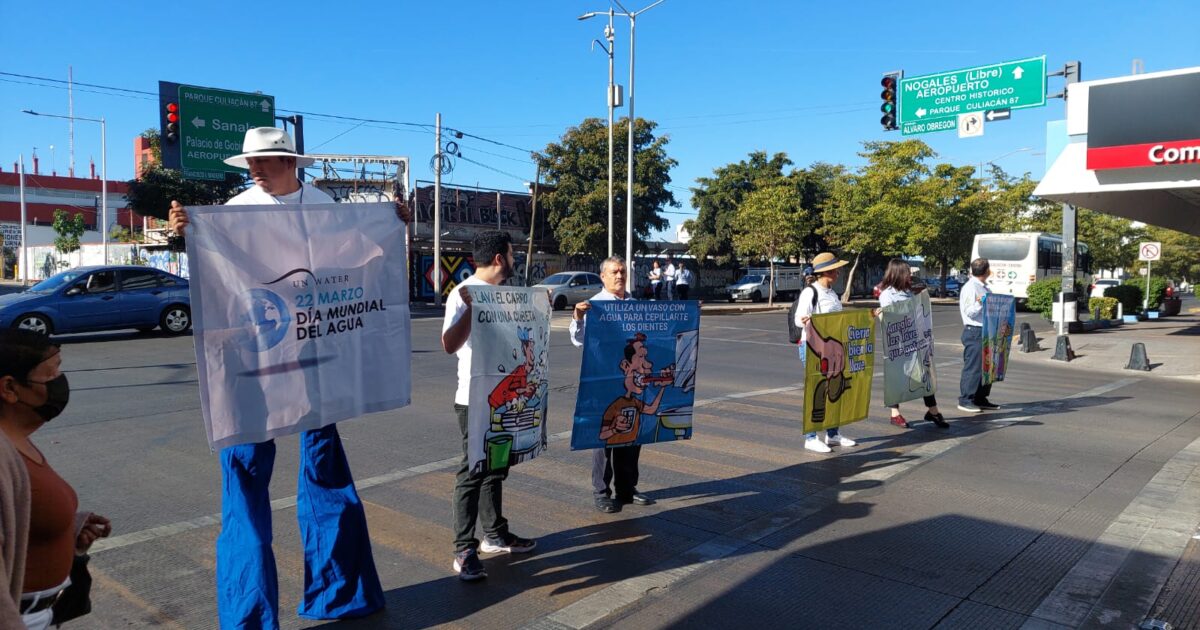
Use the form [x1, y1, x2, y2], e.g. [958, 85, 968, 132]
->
[606, 9, 616, 258]
[21, 109, 109, 264]
[582, 0, 664, 292]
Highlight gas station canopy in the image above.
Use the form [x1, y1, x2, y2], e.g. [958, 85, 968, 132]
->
[1035, 67, 1200, 236]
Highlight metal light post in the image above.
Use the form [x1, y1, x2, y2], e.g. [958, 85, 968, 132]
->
[581, 0, 664, 293]
[23, 110, 108, 264]
[580, 8, 620, 258]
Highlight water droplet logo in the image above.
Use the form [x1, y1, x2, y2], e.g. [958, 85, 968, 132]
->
[239, 288, 292, 352]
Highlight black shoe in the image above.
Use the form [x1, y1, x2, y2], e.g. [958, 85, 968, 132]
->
[453, 548, 487, 581]
[924, 411, 950, 428]
[595, 496, 620, 513]
[975, 399, 1001, 410]
[480, 533, 537, 554]
[623, 493, 655, 506]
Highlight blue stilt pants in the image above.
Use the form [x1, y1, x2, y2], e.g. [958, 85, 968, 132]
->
[216, 424, 384, 629]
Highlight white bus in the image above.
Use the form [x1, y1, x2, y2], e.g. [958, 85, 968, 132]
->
[970, 232, 1094, 303]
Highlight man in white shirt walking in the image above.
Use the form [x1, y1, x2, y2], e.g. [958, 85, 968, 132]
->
[957, 258, 1000, 414]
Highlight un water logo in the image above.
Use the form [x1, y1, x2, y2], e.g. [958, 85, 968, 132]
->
[239, 288, 292, 352]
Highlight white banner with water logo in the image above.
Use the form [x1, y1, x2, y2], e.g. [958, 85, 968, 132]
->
[186, 202, 411, 449]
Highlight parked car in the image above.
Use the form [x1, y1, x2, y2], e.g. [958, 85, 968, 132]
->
[1090, 278, 1121, 298]
[920, 276, 961, 298]
[0, 265, 192, 336]
[726, 267, 803, 302]
[532, 271, 603, 310]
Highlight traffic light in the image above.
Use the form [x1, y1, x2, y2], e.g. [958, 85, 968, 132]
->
[880, 72, 901, 131]
[165, 102, 179, 143]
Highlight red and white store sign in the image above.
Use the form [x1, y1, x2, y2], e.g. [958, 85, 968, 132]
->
[1087, 138, 1200, 170]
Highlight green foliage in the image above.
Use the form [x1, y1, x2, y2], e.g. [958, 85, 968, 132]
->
[51, 209, 86, 257]
[1026, 277, 1060, 318]
[1026, 276, 1085, 319]
[686, 151, 793, 264]
[125, 161, 244, 221]
[731, 183, 808, 306]
[536, 117, 678, 257]
[1103, 284, 1142, 315]
[1088, 297, 1119, 320]
[110, 226, 135, 243]
[1130, 225, 1200, 284]
[907, 162, 996, 283]
[1124, 276, 1169, 310]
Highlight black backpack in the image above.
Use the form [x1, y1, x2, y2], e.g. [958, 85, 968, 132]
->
[787, 286, 819, 343]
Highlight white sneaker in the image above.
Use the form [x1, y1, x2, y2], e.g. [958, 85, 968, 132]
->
[804, 437, 832, 453]
[826, 434, 857, 447]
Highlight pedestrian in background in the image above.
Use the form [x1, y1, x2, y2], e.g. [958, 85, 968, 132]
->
[675, 263, 694, 300]
[795, 253, 858, 453]
[957, 258, 1001, 414]
[648, 260, 663, 300]
[442, 231, 538, 581]
[663, 257, 677, 300]
[0, 330, 111, 630]
[877, 259, 949, 429]
[570, 256, 656, 513]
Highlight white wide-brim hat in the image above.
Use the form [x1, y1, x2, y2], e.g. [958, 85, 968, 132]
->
[223, 127, 315, 169]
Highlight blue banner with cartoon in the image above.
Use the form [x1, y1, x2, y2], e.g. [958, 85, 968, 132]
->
[571, 300, 700, 450]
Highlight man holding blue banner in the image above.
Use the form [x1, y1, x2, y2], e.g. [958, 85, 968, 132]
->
[958, 258, 1002, 414]
[570, 256, 657, 514]
[170, 127, 411, 628]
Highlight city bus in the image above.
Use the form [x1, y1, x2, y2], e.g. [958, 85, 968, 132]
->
[970, 232, 1094, 304]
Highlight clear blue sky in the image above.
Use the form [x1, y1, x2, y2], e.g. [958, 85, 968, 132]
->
[3, 0, 1198, 237]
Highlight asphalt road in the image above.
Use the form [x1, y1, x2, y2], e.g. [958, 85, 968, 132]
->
[29, 302, 1200, 629]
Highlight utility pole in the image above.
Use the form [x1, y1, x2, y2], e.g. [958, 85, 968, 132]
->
[68, 66, 75, 178]
[434, 113, 443, 307]
[18, 155, 27, 285]
[1053, 61, 1081, 336]
[526, 163, 541, 287]
[624, 8, 636, 293]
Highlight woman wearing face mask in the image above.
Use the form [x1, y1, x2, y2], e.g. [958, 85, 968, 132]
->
[0, 330, 110, 630]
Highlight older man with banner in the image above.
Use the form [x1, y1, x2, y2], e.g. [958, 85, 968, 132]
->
[170, 127, 412, 628]
[570, 256, 699, 513]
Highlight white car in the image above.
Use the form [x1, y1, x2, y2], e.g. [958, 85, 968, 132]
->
[533, 271, 603, 310]
[1091, 279, 1120, 298]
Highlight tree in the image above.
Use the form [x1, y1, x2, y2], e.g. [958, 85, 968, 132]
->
[125, 129, 244, 221]
[537, 117, 678, 257]
[1133, 225, 1200, 283]
[731, 184, 808, 305]
[907, 163, 994, 287]
[51, 209, 86, 269]
[822, 140, 930, 301]
[685, 151, 793, 264]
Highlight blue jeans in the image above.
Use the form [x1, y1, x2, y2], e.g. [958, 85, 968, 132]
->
[799, 342, 839, 440]
[959, 326, 993, 405]
[216, 424, 384, 628]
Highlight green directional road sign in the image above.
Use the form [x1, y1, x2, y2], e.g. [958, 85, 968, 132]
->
[899, 56, 1046, 136]
[176, 84, 275, 180]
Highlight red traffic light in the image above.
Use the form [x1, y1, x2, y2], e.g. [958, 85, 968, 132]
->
[167, 112, 179, 123]
[166, 102, 178, 113]
[881, 76, 896, 89]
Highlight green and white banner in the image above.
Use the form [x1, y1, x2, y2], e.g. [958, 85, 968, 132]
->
[880, 292, 937, 406]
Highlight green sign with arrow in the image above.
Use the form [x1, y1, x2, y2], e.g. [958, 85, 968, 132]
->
[899, 56, 1046, 136]
[177, 84, 275, 180]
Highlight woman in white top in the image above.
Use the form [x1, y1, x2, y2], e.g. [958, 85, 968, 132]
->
[794, 253, 858, 454]
[648, 261, 663, 300]
[877, 259, 949, 429]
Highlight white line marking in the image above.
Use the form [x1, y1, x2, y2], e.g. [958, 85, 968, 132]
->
[91, 382, 803, 554]
[530, 376, 1143, 629]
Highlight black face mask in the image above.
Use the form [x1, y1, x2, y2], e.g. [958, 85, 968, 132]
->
[24, 374, 70, 422]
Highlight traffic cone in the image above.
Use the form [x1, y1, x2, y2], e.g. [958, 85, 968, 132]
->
[1125, 343, 1151, 371]
[1052, 335, 1076, 362]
